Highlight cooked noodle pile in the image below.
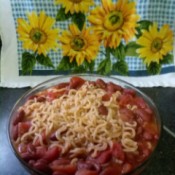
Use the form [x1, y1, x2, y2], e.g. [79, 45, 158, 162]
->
[17, 82, 138, 158]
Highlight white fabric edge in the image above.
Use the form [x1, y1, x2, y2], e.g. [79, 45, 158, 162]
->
[0, 0, 175, 88]
[1, 73, 175, 88]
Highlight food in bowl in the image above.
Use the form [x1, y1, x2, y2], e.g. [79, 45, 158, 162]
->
[9, 75, 161, 175]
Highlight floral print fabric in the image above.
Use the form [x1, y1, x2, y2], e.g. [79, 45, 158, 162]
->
[10, 0, 175, 76]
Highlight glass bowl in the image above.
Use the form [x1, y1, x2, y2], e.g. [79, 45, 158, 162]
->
[8, 74, 162, 175]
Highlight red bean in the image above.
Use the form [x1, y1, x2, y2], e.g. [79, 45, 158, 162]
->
[28, 159, 36, 167]
[13, 109, 25, 125]
[154, 134, 159, 140]
[21, 152, 35, 161]
[11, 125, 18, 141]
[125, 152, 136, 164]
[119, 108, 135, 123]
[93, 163, 101, 173]
[27, 95, 37, 100]
[98, 105, 108, 115]
[134, 97, 148, 109]
[78, 161, 101, 173]
[142, 148, 151, 158]
[78, 161, 95, 170]
[47, 90, 66, 101]
[43, 146, 61, 162]
[143, 131, 153, 141]
[143, 123, 158, 141]
[76, 169, 98, 175]
[123, 89, 136, 97]
[112, 142, 125, 162]
[100, 166, 122, 175]
[69, 76, 85, 89]
[37, 96, 46, 102]
[18, 121, 31, 136]
[96, 149, 112, 164]
[135, 126, 143, 140]
[20, 144, 38, 161]
[119, 94, 134, 107]
[36, 146, 47, 159]
[122, 163, 132, 174]
[18, 143, 27, 153]
[52, 158, 70, 166]
[47, 92, 57, 100]
[50, 132, 57, 141]
[137, 141, 151, 161]
[144, 107, 153, 115]
[107, 82, 123, 93]
[33, 159, 51, 173]
[50, 164, 77, 175]
[102, 94, 111, 101]
[96, 79, 107, 89]
[136, 117, 144, 125]
[27, 143, 36, 155]
[134, 108, 152, 122]
[41, 131, 48, 144]
[56, 82, 69, 89]
[52, 172, 67, 175]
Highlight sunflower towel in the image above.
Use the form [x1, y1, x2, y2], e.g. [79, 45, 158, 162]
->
[0, 0, 175, 87]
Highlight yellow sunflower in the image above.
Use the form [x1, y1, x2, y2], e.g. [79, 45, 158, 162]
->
[136, 23, 173, 66]
[59, 24, 100, 65]
[55, 0, 93, 14]
[88, 0, 140, 48]
[17, 11, 59, 55]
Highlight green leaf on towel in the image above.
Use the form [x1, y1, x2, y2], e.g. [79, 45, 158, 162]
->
[36, 54, 54, 68]
[22, 52, 36, 75]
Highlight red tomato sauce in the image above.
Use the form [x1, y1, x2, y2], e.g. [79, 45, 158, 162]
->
[11, 77, 160, 175]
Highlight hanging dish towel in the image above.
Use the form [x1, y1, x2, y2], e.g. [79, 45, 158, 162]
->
[0, 0, 175, 87]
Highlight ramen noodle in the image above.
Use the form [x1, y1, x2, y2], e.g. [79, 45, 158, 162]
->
[11, 77, 159, 175]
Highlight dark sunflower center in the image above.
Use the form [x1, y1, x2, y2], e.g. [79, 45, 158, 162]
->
[104, 11, 123, 31]
[110, 14, 120, 25]
[30, 28, 47, 44]
[151, 38, 163, 53]
[71, 37, 85, 51]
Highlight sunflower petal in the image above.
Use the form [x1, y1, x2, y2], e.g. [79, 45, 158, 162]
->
[102, 0, 113, 12]
[88, 15, 103, 25]
[38, 11, 47, 29]
[42, 16, 55, 31]
[69, 24, 80, 35]
[137, 36, 152, 47]
[149, 23, 159, 38]
[17, 18, 31, 33]
[76, 53, 84, 65]
[27, 12, 38, 28]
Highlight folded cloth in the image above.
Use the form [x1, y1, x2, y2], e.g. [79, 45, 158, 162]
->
[0, 0, 175, 87]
